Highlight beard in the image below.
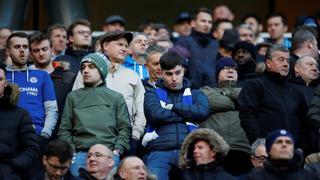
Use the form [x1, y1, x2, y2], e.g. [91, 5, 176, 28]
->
[36, 59, 52, 68]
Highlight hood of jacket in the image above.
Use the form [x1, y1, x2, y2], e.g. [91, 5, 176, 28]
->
[0, 83, 19, 107]
[179, 128, 230, 169]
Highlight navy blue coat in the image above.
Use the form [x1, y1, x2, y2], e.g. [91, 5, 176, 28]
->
[238, 71, 308, 146]
[144, 79, 210, 151]
[55, 47, 93, 74]
[175, 31, 219, 88]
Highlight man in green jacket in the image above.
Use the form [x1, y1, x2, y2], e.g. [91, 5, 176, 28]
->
[58, 53, 131, 176]
[200, 57, 252, 175]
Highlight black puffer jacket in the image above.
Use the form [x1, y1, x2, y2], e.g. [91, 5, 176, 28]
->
[0, 84, 39, 180]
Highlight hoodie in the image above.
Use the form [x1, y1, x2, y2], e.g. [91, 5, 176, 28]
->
[6, 65, 58, 138]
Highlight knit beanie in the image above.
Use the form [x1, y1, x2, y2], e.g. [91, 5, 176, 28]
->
[81, 53, 110, 81]
[232, 41, 256, 59]
[265, 129, 295, 153]
[215, 57, 238, 81]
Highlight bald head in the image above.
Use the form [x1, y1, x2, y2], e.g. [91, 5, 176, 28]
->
[118, 156, 147, 180]
[87, 144, 114, 179]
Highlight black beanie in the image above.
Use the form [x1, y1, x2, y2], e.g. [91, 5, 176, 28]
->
[232, 41, 256, 59]
[215, 57, 238, 81]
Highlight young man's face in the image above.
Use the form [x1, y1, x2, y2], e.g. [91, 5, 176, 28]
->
[81, 62, 102, 86]
[7, 37, 29, 68]
[146, 53, 162, 82]
[267, 16, 287, 41]
[30, 39, 52, 68]
[266, 50, 290, 77]
[269, 136, 294, 160]
[0, 69, 7, 97]
[103, 38, 129, 63]
[50, 28, 67, 55]
[69, 24, 92, 49]
[192, 12, 213, 34]
[193, 140, 216, 165]
[162, 65, 184, 90]
[43, 156, 71, 180]
[244, 17, 261, 35]
[233, 48, 253, 65]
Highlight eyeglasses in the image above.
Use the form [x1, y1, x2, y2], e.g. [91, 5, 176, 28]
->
[87, 152, 111, 159]
[75, 30, 91, 36]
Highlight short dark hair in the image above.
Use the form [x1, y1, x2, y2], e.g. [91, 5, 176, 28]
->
[7, 32, 28, 48]
[6, 32, 28, 48]
[67, 19, 91, 37]
[267, 12, 288, 26]
[28, 32, 51, 48]
[212, 19, 233, 31]
[160, 51, 184, 70]
[242, 14, 262, 24]
[192, 7, 212, 20]
[47, 24, 67, 38]
[265, 44, 289, 61]
[45, 139, 74, 163]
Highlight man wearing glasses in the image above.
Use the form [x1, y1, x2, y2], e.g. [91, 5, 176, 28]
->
[79, 144, 114, 180]
[250, 138, 267, 169]
[238, 45, 309, 153]
[56, 19, 93, 73]
[32, 139, 80, 180]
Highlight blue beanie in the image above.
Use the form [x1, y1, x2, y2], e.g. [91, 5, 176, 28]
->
[215, 57, 237, 81]
[265, 129, 295, 153]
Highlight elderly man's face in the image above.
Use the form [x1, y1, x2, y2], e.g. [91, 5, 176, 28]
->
[251, 145, 268, 168]
[193, 140, 216, 165]
[119, 157, 147, 180]
[269, 136, 294, 160]
[87, 145, 114, 177]
[295, 56, 319, 84]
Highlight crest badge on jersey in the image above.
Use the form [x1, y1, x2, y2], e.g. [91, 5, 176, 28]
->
[29, 77, 38, 83]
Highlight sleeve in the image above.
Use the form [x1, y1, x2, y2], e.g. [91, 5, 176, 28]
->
[9, 110, 39, 170]
[41, 73, 58, 138]
[132, 78, 146, 140]
[72, 71, 84, 91]
[144, 89, 184, 126]
[58, 94, 76, 151]
[200, 86, 235, 112]
[114, 95, 131, 154]
[171, 90, 210, 123]
[238, 81, 263, 143]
